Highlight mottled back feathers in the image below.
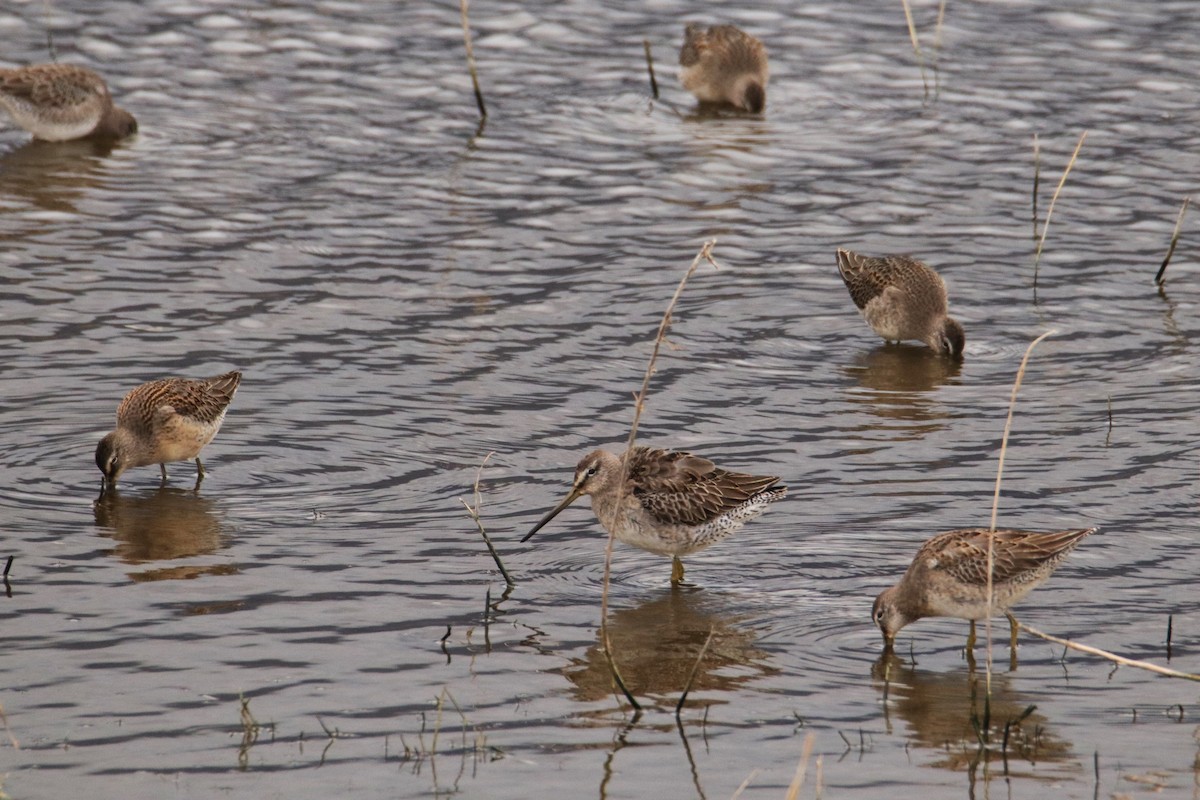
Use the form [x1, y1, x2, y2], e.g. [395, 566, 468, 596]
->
[623, 446, 783, 526]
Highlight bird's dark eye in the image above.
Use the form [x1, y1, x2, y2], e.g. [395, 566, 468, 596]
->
[873, 607, 884, 622]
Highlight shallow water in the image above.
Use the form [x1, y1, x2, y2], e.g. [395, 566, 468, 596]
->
[1, 0, 1198, 797]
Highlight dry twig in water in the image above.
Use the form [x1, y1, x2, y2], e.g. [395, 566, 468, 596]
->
[460, 452, 514, 588]
[597, 239, 720, 712]
[1016, 621, 1200, 681]
[1155, 196, 1190, 285]
[785, 732, 817, 800]
[643, 40, 659, 100]
[1031, 134, 1041, 240]
[674, 627, 715, 718]
[1034, 131, 1088, 278]
[459, 0, 487, 119]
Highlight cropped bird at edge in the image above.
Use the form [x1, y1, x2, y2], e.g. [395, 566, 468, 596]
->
[0, 63, 137, 142]
[678, 24, 768, 114]
[523, 446, 786, 584]
[872, 527, 1096, 652]
[835, 248, 965, 359]
[96, 371, 241, 490]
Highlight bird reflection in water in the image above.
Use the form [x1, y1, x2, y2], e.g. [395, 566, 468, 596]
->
[0, 137, 124, 216]
[872, 652, 1073, 788]
[844, 344, 962, 434]
[562, 589, 777, 706]
[93, 486, 237, 582]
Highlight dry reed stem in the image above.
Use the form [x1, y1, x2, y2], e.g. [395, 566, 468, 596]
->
[1155, 196, 1190, 285]
[1032, 134, 1041, 241]
[933, 0, 948, 51]
[674, 627, 715, 718]
[0, 700, 17, 750]
[459, 451, 514, 588]
[459, 0, 487, 119]
[985, 329, 1056, 694]
[598, 239, 719, 713]
[1034, 131, 1088, 275]
[899, 0, 930, 96]
[1016, 621, 1200, 681]
[785, 732, 817, 800]
[643, 40, 659, 100]
[729, 770, 760, 800]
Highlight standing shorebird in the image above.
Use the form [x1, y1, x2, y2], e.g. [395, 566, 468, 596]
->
[872, 527, 1096, 652]
[678, 24, 768, 114]
[96, 371, 241, 489]
[523, 446, 786, 584]
[0, 63, 137, 142]
[835, 249, 965, 359]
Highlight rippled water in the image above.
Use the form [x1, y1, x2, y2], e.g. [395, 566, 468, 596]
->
[2, 0, 1198, 797]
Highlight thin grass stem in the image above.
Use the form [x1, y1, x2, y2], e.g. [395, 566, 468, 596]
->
[643, 40, 659, 99]
[1034, 131, 1087, 278]
[460, 452, 514, 588]
[460, 0, 487, 119]
[899, 0, 929, 97]
[1154, 196, 1190, 285]
[985, 329, 1056, 697]
[674, 627, 715, 718]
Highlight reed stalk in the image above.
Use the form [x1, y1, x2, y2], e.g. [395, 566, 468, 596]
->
[460, 0, 487, 119]
[1034, 131, 1087, 279]
[1154, 196, 1190, 285]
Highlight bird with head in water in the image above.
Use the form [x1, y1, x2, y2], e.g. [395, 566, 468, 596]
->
[872, 526, 1096, 653]
[523, 446, 786, 584]
[836, 248, 965, 359]
[678, 24, 768, 114]
[0, 63, 137, 142]
[96, 371, 241, 490]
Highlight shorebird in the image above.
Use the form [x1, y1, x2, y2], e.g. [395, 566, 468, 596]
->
[678, 24, 768, 113]
[0, 63, 137, 142]
[523, 446, 785, 584]
[872, 527, 1096, 651]
[96, 371, 241, 489]
[835, 249, 965, 358]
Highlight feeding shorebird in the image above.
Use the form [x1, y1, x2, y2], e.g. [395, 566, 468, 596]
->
[835, 249, 965, 358]
[678, 24, 768, 113]
[96, 371, 241, 489]
[872, 527, 1096, 652]
[523, 446, 786, 584]
[0, 63, 137, 142]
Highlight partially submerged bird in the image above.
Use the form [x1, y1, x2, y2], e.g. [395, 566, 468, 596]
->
[678, 24, 768, 113]
[836, 248, 965, 359]
[523, 446, 786, 584]
[96, 371, 241, 489]
[0, 63, 137, 142]
[872, 527, 1096, 650]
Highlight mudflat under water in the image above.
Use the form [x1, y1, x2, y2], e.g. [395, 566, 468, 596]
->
[1, 1, 1198, 798]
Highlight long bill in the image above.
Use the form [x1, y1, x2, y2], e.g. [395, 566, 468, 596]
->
[521, 486, 584, 543]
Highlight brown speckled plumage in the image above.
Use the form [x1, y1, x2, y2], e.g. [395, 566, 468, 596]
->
[0, 63, 137, 142]
[872, 527, 1096, 647]
[679, 24, 768, 113]
[96, 371, 241, 488]
[523, 446, 785, 583]
[836, 248, 965, 358]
